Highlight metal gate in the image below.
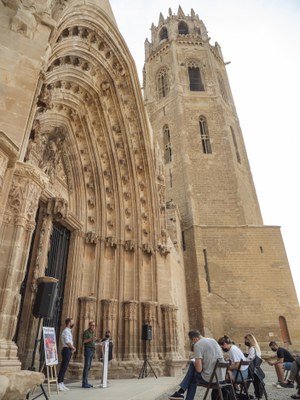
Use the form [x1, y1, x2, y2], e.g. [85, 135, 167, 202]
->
[43, 222, 70, 342]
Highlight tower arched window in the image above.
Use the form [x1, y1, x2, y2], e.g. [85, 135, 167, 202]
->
[188, 62, 204, 91]
[159, 27, 168, 41]
[163, 125, 172, 163]
[217, 73, 228, 102]
[178, 21, 189, 35]
[199, 116, 212, 154]
[157, 68, 169, 99]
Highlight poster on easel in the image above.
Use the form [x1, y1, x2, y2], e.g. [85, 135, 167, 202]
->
[43, 327, 58, 366]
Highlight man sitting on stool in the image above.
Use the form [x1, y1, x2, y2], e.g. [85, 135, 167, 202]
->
[267, 341, 295, 385]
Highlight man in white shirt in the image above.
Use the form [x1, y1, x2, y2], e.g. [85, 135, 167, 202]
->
[169, 330, 225, 400]
[57, 318, 76, 391]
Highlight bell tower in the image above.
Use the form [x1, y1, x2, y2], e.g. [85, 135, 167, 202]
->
[144, 6, 300, 343]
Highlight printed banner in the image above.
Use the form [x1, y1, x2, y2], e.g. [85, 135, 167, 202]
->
[43, 327, 58, 366]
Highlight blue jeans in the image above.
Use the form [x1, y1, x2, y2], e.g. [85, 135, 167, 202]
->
[179, 362, 208, 400]
[233, 368, 249, 382]
[82, 347, 95, 385]
[58, 347, 72, 383]
[284, 362, 293, 370]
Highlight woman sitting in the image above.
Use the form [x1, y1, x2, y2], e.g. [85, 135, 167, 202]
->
[244, 333, 266, 400]
[218, 335, 249, 382]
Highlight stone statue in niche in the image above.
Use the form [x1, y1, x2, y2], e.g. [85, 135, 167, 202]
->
[24, 119, 42, 164]
[39, 128, 65, 180]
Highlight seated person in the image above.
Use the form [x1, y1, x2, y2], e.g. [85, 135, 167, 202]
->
[280, 357, 300, 391]
[169, 329, 225, 400]
[267, 341, 295, 384]
[218, 335, 248, 382]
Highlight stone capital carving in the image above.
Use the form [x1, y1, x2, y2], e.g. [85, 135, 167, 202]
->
[157, 243, 170, 256]
[46, 197, 68, 220]
[123, 240, 135, 252]
[104, 236, 117, 248]
[142, 243, 153, 255]
[85, 231, 99, 244]
[123, 301, 138, 321]
[6, 163, 48, 222]
[101, 299, 118, 321]
[142, 301, 158, 323]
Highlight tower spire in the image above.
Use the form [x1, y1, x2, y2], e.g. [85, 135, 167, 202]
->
[177, 5, 185, 18]
[158, 12, 165, 26]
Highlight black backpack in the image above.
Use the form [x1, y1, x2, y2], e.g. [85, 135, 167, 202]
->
[211, 387, 235, 400]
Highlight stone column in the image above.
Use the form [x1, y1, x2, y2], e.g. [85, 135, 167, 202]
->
[76, 296, 97, 361]
[160, 304, 179, 359]
[0, 131, 18, 221]
[123, 300, 138, 360]
[0, 162, 48, 371]
[142, 301, 158, 359]
[101, 299, 118, 340]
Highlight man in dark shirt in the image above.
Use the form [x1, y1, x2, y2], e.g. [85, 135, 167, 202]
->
[82, 321, 98, 388]
[268, 341, 295, 384]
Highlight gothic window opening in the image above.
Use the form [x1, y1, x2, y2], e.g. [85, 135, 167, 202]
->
[169, 168, 173, 188]
[159, 27, 168, 41]
[217, 73, 228, 102]
[163, 125, 172, 163]
[199, 116, 212, 154]
[230, 127, 241, 163]
[203, 249, 211, 293]
[178, 21, 189, 35]
[188, 63, 204, 91]
[157, 68, 169, 99]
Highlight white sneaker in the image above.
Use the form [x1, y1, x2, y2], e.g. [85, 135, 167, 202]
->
[58, 383, 65, 391]
[63, 384, 70, 391]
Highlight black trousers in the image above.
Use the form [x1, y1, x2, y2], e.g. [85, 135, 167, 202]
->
[58, 347, 72, 383]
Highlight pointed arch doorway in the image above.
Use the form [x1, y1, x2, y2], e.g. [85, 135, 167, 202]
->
[15, 207, 71, 367]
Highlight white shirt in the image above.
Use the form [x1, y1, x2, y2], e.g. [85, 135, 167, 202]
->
[229, 345, 248, 371]
[61, 327, 73, 348]
[246, 346, 261, 361]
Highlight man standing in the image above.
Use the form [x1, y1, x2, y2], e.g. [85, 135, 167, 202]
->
[268, 341, 295, 385]
[169, 330, 225, 400]
[57, 318, 76, 392]
[82, 321, 98, 388]
[100, 330, 113, 363]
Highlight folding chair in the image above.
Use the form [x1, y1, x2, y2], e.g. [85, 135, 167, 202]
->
[199, 359, 237, 400]
[235, 359, 268, 400]
[234, 360, 253, 400]
[248, 363, 268, 400]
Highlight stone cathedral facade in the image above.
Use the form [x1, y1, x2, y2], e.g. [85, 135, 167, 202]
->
[0, 0, 299, 396]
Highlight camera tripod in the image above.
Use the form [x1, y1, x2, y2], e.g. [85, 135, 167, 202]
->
[138, 340, 157, 379]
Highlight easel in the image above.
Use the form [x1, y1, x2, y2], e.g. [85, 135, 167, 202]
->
[27, 317, 49, 400]
[45, 364, 59, 396]
[138, 340, 157, 379]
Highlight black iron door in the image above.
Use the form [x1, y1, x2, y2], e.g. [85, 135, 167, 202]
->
[43, 222, 70, 341]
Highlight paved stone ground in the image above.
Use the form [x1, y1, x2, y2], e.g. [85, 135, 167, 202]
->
[157, 363, 297, 400]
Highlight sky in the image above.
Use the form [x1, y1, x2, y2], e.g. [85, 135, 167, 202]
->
[110, 0, 300, 302]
